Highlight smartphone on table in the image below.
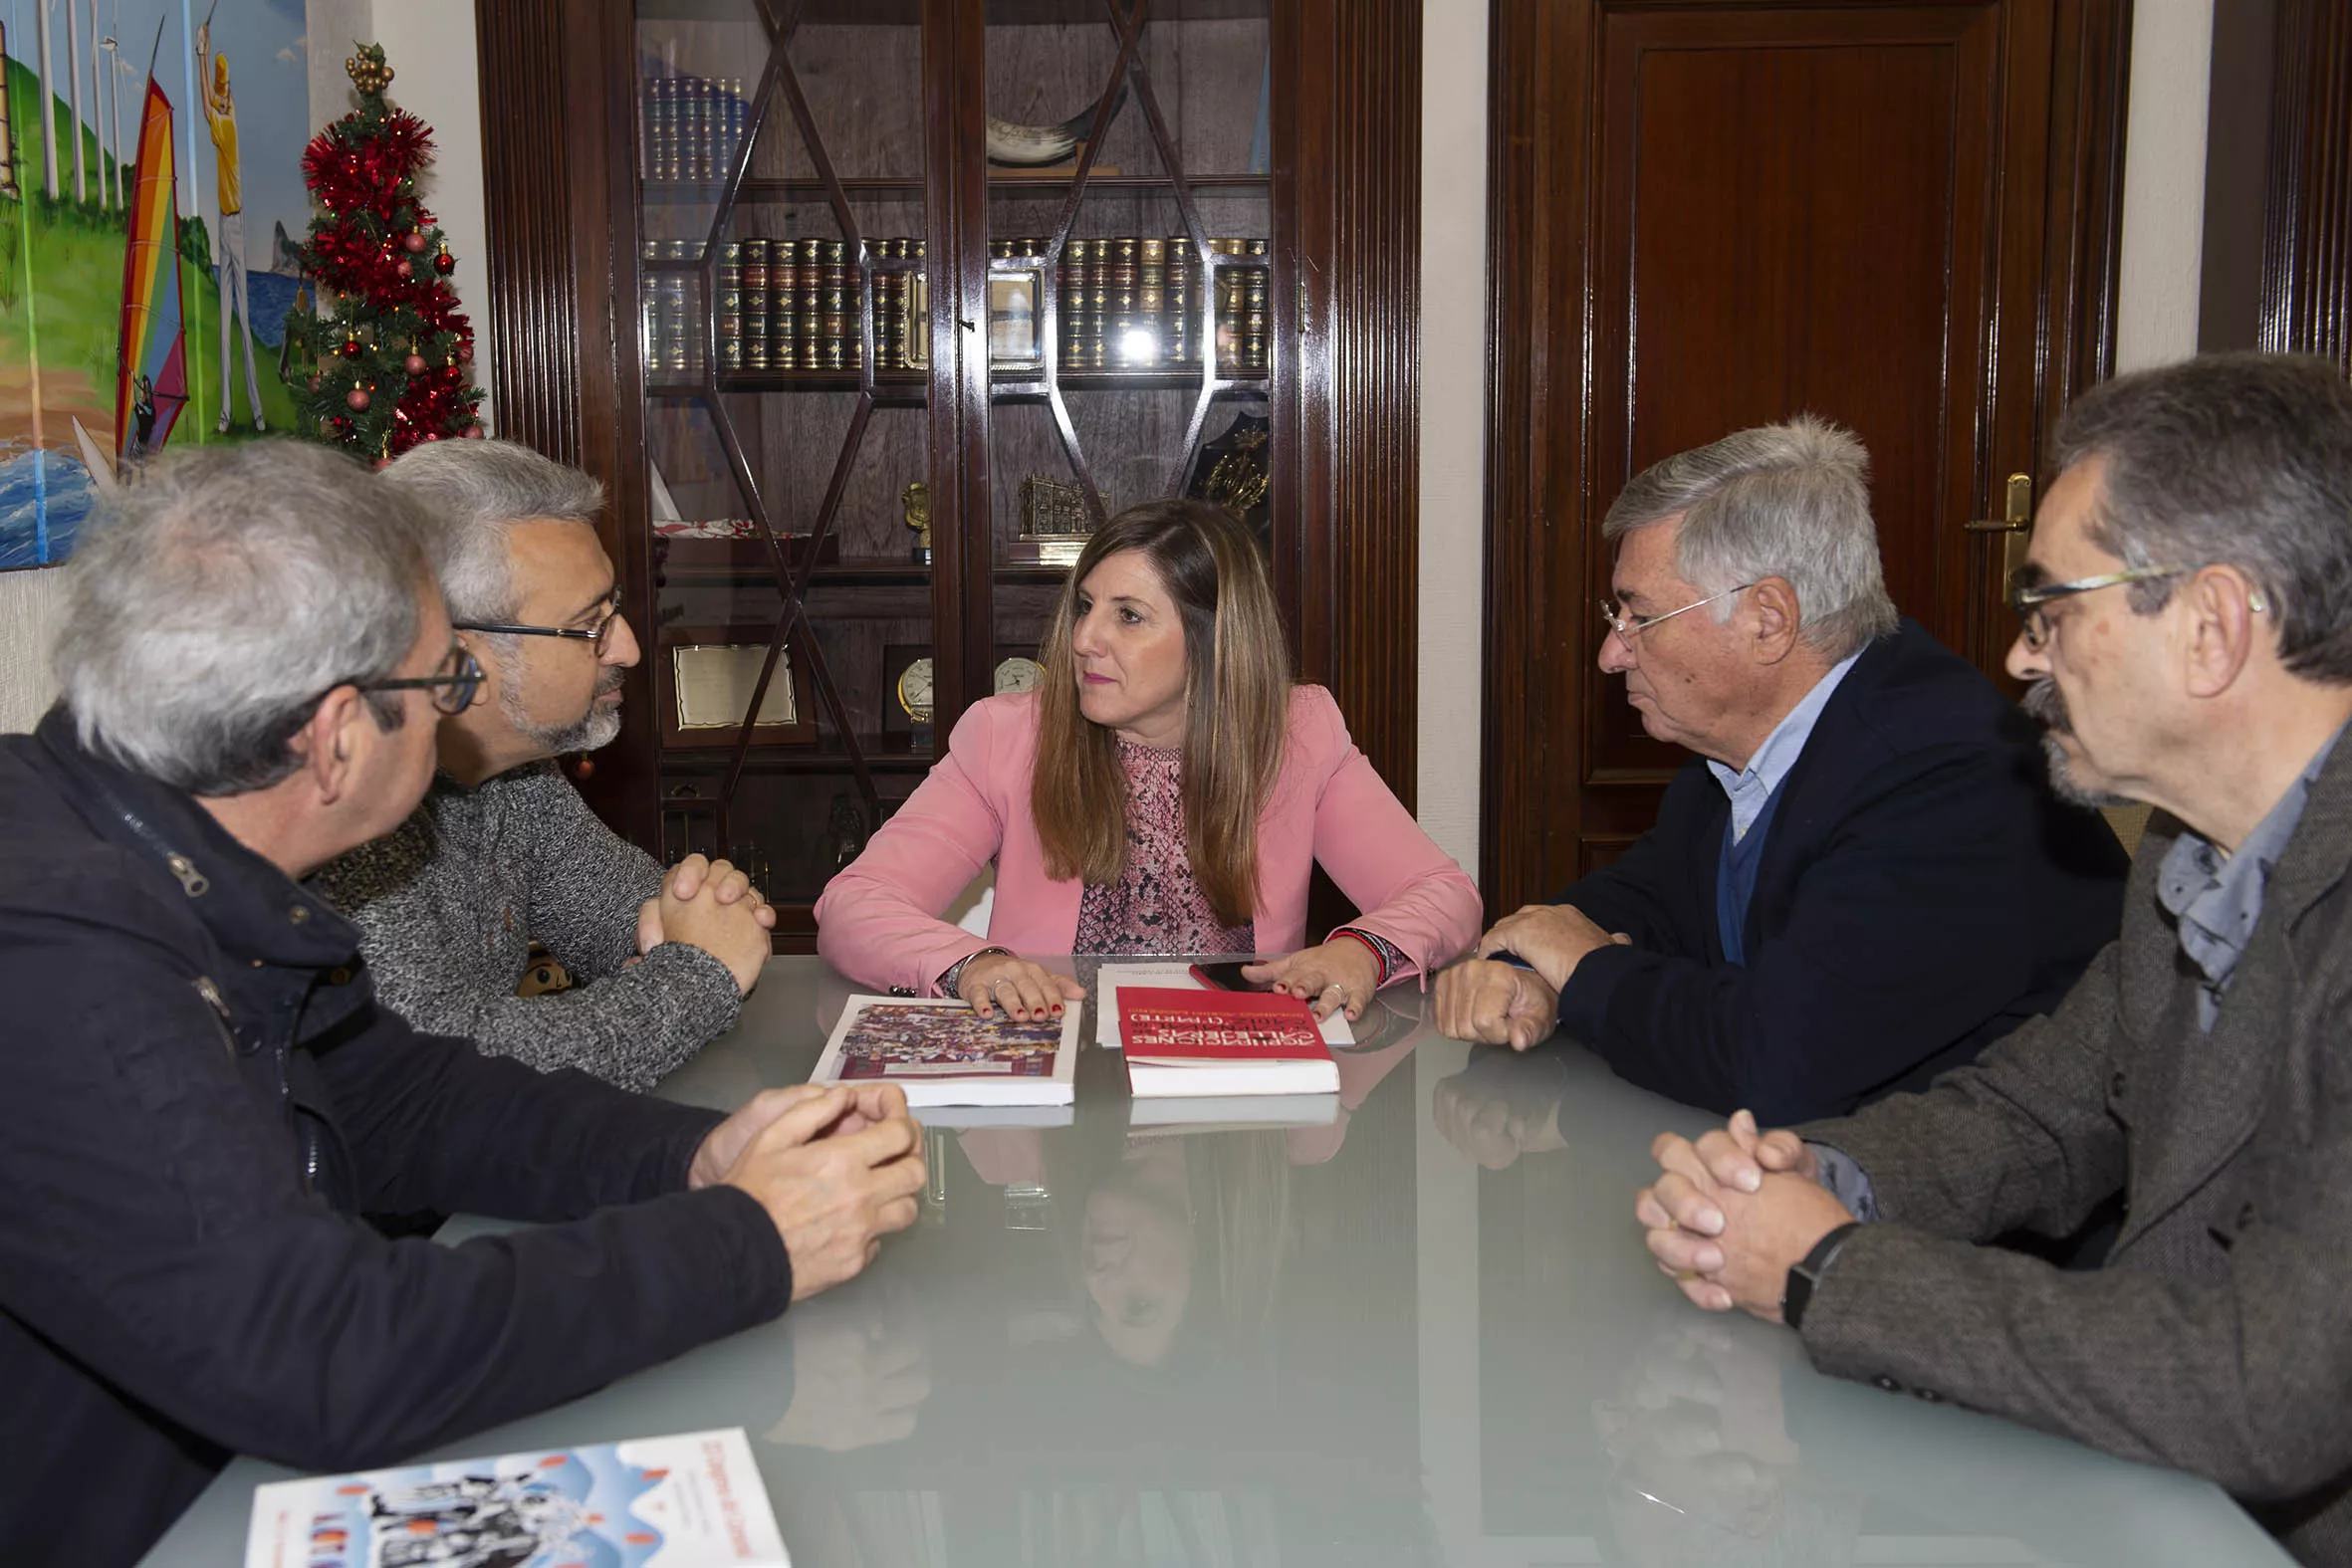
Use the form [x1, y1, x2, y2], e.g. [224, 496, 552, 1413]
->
[1190, 960, 1277, 992]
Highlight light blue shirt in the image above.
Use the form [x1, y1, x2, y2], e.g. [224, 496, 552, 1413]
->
[1705, 651, 1865, 841]
[2155, 722, 2342, 1030]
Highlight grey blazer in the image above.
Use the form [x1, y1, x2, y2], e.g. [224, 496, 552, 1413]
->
[1796, 740, 2352, 1566]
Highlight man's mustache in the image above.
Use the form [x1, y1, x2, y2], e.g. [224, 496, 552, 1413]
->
[2020, 676, 2070, 737]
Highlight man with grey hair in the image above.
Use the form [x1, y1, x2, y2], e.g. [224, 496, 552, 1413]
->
[0, 443, 924, 1565]
[1437, 416, 2127, 1123]
[1638, 354, 2352, 1567]
[316, 438, 771, 1091]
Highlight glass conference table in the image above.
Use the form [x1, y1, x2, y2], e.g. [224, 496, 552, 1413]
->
[148, 956, 2290, 1567]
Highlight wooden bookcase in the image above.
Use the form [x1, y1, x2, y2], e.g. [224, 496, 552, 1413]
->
[476, 0, 1421, 949]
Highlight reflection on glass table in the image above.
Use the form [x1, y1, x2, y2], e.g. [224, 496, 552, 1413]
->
[143, 959, 2288, 1568]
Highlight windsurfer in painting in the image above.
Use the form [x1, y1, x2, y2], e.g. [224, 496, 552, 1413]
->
[131, 373, 156, 462]
[196, 12, 264, 435]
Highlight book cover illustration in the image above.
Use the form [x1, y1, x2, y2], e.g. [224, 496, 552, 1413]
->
[244, 1427, 787, 1568]
[837, 1004, 1061, 1079]
[1118, 987, 1327, 1059]
[1092, 962, 1353, 1049]
[813, 996, 1080, 1105]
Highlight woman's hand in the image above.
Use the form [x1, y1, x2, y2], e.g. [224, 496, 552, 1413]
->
[1245, 939, 1381, 1023]
[957, 951, 1086, 1022]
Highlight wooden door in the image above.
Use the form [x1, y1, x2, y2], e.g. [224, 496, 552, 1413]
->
[1482, 0, 2129, 914]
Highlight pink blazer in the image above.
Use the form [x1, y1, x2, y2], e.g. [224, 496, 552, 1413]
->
[816, 685, 1481, 996]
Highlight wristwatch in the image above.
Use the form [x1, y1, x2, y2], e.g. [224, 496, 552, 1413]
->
[1780, 1221, 1863, 1331]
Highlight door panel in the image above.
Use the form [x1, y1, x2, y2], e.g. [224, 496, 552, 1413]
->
[1483, 0, 2128, 913]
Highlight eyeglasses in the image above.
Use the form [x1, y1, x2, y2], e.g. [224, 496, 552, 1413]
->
[1597, 582, 1759, 643]
[456, 589, 626, 657]
[355, 643, 485, 716]
[2006, 565, 2187, 651]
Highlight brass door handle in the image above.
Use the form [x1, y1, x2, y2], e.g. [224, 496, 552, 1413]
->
[1964, 473, 2034, 533]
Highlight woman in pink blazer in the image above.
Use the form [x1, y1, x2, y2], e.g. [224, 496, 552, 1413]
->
[816, 498, 1481, 1022]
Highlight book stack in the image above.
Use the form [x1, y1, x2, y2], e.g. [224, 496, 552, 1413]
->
[1034, 235, 1267, 370]
[710, 238, 929, 376]
[639, 239, 706, 382]
[642, 75, 751, 184]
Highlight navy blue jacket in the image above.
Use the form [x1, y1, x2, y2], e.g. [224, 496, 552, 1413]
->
[0, 711, 794, 1567]
[1553, 621, 2129, 1124]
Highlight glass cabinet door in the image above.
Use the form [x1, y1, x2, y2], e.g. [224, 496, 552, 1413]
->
[633, 0, 938, 914]
[979, 0, 1278, 681]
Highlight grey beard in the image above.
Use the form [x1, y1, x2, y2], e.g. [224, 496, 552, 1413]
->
[2020, 677, 2131, 808]
[501, 662, 623, 758]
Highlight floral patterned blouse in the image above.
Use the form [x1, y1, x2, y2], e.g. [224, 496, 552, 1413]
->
[1071, 738, 1257, 956]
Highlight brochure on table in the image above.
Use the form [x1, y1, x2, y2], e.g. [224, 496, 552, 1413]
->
[813, 996, 1080, 1107]
[244, 1426, 787, 1568]
[1093, 961, 1353, 1048]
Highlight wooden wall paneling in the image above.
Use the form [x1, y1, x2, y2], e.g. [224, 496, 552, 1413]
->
[2262, 0, 2352, 372]
[477, 0, 659, 851]
[1480, 0, 1588, 916]
[1292, 0, 1421, 807]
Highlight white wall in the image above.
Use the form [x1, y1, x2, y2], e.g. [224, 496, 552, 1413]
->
[2115, 0, 2216, 370]
[1416, 0, 1489, 879]
[366, 0, 493, 431]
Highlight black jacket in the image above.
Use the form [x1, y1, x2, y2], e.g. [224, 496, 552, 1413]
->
[1553, 620, 2130, 1124]
[0, 710, 793, 1567]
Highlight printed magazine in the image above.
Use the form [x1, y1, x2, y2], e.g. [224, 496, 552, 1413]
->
[244, 1427, 786, 1568]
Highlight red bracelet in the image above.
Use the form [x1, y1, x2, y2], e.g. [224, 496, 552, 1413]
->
[1330, 927, 1390, 988]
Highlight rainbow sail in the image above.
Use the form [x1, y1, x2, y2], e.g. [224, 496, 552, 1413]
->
[115, 76, 186, 467]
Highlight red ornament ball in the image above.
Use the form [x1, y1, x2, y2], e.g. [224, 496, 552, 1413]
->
[402, 231, 428, 254]
[463, 424, 486, 439]
[340, 338, 363, 358]
[423, 430, 442, 441]
[403, 353, 428, 376]
[433, 250, 456, 276]
[307, 376, 321, 391]
[371, 458, 391, 472]
[395, 259, 414, 280]
[347, 387, 371, 411]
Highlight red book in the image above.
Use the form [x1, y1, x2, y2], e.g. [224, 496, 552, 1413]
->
[1118, 988, 1339, 1097]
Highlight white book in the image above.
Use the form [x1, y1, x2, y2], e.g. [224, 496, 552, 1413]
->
[1128, 1092, 1341, 1129]
[1092, 961, 1353, 1049]
[812, 995, 1079, 1107]
[245, 1426, 786, 1567]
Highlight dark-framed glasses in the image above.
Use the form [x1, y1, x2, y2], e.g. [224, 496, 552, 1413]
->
[357, 644, 484, 716]
[456, 588, 625, 657]
[1597, 582, 1759, 642]
[2006, 565, 2186, 651]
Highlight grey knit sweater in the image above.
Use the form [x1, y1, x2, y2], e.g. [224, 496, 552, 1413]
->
[313, 763, 741, 1091]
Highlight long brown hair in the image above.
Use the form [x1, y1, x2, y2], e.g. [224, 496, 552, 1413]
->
[1031, 498, 1291, 924]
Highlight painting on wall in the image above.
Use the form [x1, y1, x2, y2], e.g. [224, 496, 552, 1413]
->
[0, 0, 317, 569]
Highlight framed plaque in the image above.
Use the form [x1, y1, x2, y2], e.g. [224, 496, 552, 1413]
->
[658, 625, 817, 748]
[987, 265, 1044, 369]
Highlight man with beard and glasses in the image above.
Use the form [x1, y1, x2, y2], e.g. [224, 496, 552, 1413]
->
[1636, 354, 2352, 1566]
[1436, 416, 2128, 1123]
[317, 441, 774, 1089]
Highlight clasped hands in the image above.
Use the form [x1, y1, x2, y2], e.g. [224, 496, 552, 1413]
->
[636, 852, 775, 995]
[959, 939, 1382, 1024]
[1636, 1110, 1855, 1322]
[692, 1081, 928, 1303]
[1433, 903, 1629, 1050]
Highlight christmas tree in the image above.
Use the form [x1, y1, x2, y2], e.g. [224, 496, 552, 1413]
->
[286, 44, 484, 462]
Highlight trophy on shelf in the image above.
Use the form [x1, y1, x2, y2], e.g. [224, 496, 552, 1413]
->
[902, 480, 932, 566]
[1009, 476, 1092, 567]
